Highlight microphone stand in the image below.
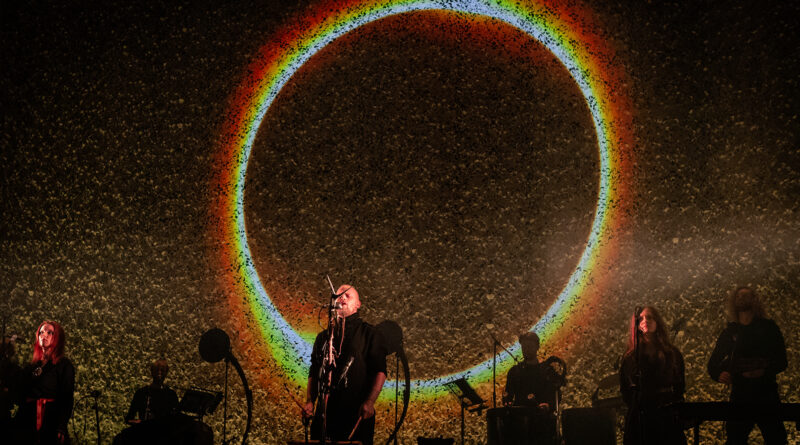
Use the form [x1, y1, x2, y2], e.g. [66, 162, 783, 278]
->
[1, 313, 6, 359]
[394, 355, 399, 445]
[489, 332, 520, 408]
[319, 275, 342, 445]
[92, 391, 101, 445]
[0, 313, 8, 376]
[222, 357, 230, 445]
[283, 383, 310, 444]
[633, 308, 644, 445]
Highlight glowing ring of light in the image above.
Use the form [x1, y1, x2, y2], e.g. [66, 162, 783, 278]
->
[214, 0, 631, 397]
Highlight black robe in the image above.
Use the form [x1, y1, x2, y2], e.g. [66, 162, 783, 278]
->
[309, 312, 386, 445]
[14, 357, 75, 445]
[620, 346, 686, 445]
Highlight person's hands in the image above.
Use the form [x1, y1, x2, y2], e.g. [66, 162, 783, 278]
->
[57, 430, 67, 444]
[742, 368, 765, 379]
[538, 402, 550, 411]
[359, 400, 376, 419]
[302, 401, 315, 419]
[718, 371, 732, 384]
[126, 418, 142, 425]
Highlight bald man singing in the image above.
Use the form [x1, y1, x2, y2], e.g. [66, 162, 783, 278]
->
[303, 285, 387, 445]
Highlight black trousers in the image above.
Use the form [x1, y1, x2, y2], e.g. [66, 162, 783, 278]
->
[311, 409, 375, 445]
[725, 387, 787, 445]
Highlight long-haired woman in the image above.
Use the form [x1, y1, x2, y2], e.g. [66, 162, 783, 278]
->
[619, 306, 686, 445]
[14, 320, 75, 444]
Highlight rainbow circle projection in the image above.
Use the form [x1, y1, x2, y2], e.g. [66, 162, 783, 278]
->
[212, 0, 633, 399]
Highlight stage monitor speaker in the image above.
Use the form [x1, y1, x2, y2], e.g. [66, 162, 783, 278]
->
[562, 407, 616, 445]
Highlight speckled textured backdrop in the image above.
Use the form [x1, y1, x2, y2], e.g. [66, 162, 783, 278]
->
[2, 1, 798, 444]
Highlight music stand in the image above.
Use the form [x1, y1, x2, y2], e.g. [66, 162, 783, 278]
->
[445, 378, 486, 445]
[178, 388, 222, 419]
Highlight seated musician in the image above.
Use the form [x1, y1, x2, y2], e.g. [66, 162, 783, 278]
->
[708, 286, 788, 445]
[124, 359, 179, 424]
[619, 306, 686, 445]
[502, 332, 562, 412]
[113, 359, 180, 445]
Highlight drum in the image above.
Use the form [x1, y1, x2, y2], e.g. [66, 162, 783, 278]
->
[486, 406, 557, 445]
[112, 414, 213, 445]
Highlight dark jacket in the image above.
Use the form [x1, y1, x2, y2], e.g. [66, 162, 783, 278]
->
[707, 317, 787, 401]
[309, 312, 387, 445]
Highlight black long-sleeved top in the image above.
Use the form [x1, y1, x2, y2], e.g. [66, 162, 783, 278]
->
[502, 360, 560, 409]
[620, 346, 685, 409]
[707, 317, 787, 401]
[124, 384, 179, 423]
[17, 357, 75, 442]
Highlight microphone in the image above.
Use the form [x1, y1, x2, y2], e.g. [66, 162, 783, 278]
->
[337, 356, 355, 388]
[671, 317, 686, 333]
[89, 389, 101, 398]
[489, 331, 520, 363]
[634, 306, 643, 324]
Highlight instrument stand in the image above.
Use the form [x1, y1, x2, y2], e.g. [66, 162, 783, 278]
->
[553, 387, 562, 444]
[460, 403, 465, 445]
[92, 391, 101, 445]
[222, 357, 230, 445]
[445, 378, 486, 445]
[376, 319, 409, 445]
[198, 328, 253, 445]
[394, 356, 399, 445]
[492, 340, 496, 409]
[542, 355, 568, 445]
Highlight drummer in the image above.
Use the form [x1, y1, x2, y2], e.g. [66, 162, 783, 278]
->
[502, 332, 561, 411]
